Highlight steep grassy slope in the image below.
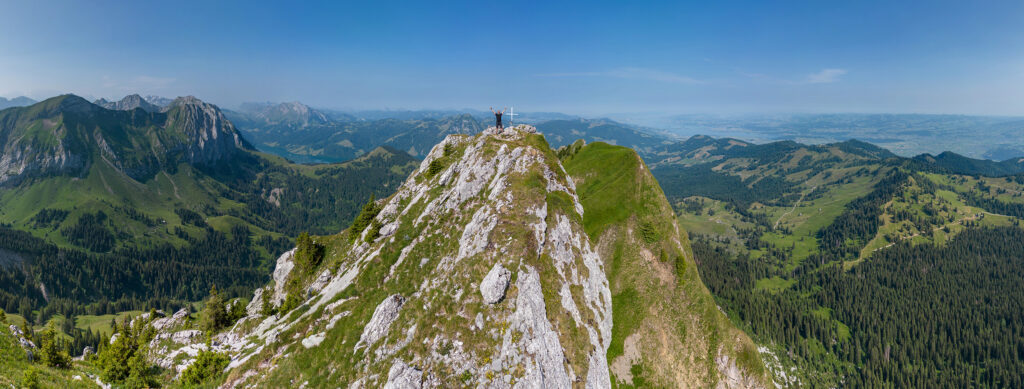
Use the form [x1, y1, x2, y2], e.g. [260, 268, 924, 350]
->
[0, 323, 95, 388]
[562, 141, 768, 388]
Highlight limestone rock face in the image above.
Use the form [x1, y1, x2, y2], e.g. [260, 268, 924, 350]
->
[164, 96, 248, 165]
[480, 263, 511, 304]
[383, 359, 423, 389]
[147, 124, 706, 388]
[357, 294, 407, 350]
[246, 287, 265, 316]
[270, 249, 296, 306]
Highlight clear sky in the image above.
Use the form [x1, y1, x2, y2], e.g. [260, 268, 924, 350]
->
[1, 0, 1023, 116]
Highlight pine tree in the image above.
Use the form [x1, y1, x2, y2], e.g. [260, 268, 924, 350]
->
[98, 329, 135, 382]
[199, 285, 229, 333]
[38, 323, 71, 368]
[123, 343, 156, 389]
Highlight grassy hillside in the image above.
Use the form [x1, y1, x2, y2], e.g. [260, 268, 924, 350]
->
[0, 322, 96, 388]
[652, 136, 1024, 386]
[562, 141, 769, 388]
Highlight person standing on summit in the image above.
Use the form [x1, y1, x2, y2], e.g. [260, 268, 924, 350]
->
[491, 107, 506, 130]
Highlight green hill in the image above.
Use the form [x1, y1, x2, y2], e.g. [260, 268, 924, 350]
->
[562, 141, 767, 387]
[651, 136, 1024, 386]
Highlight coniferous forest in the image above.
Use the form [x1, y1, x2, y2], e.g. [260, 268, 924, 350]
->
[697, 227, 1024, 387]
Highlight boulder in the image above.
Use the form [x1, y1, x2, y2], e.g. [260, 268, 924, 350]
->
[480, 263, 511, 304]
[271, 249, 297, 305]
[357, 294, 406, 349]
[383, 359, 422, 389]
[246, 287, 265, 316]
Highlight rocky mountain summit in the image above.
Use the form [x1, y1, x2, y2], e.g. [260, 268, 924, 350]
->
[0, 94, 248, 185]
[144, 124, 770, 388]
[93, 94, 161, 112]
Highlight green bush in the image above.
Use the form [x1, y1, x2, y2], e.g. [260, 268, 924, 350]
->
[180, 348, 230, 387]
[348, 196, 382, 240]
[363, 220, 382, 243]
[260, 287, 276, 316]
[426, 159, 445, 176]
[22, 366, 40, 389]
[279, 289, 302, 314]
[295, 232, 326, 272]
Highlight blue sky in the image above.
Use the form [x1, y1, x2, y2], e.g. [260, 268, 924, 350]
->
[1, 0, 1023, 115]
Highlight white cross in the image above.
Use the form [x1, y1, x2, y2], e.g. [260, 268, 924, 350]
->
[507, 106, 519, 124]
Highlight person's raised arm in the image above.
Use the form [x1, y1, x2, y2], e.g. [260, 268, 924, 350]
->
[490, 107, 496, 114]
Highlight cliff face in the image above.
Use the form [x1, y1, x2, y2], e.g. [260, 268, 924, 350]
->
[0, 95, 247, 185]
[145, 125, 769, 388]
[164, 96, 248, 165]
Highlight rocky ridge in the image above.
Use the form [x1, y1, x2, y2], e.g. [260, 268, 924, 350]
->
[144, 124, 768, 388]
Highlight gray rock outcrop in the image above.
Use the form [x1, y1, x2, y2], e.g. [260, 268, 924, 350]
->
[270, 249, 297, 306]
[382, 359, 422, 389]
[479, 263, 511, 304]
[357, 294, 406, 350]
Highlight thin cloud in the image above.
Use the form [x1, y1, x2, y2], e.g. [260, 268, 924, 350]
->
[540, 67, 704, 84]
[805, 68, 847, 84]
[737, 68, 848, 85]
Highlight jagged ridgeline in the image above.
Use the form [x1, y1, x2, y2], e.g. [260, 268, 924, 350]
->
[153, 125, 769, 388]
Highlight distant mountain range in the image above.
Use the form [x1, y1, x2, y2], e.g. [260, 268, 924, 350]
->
[631, 113, 1024, 160]
[643, 133, 1024, 178]
[93, 94, 162, 112]
[0, 96, 37, 110]
[225, 101, 678, 163]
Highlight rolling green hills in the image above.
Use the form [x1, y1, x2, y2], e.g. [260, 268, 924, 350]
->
[651, 136, 1024, 386]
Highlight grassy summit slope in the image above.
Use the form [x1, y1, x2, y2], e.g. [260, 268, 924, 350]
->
[562, 141, 769, 388]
